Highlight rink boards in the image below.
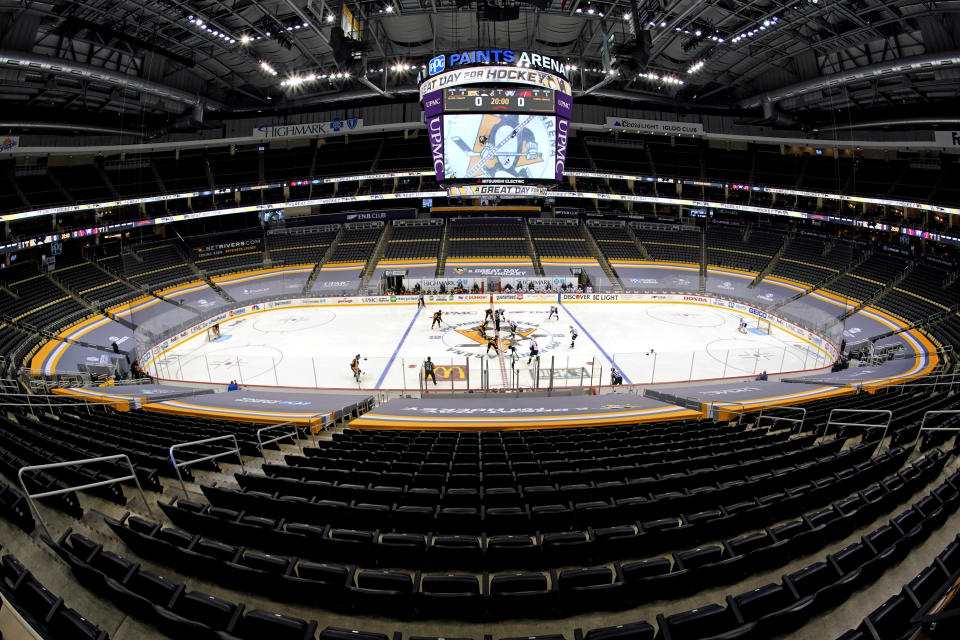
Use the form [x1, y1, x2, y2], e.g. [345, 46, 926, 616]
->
[31, 290, 939, 431]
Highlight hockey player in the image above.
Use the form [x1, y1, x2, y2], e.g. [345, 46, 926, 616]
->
[478, 320, 489, 338]
[423, 357, 437, 385]
[547, 305, 559, 320]
[417, 291, 425, 308]
[494, 312, 502, 335]
[350, 354, 362, 381]
[509, 320, 518, 341]
[611, 368, 623, 386]
[507, 344, 518, 369]
[527, 338, 539, 364]
[211, 323, 221, 338]
[486, 334, 500, 356]
[484, 308, 495, 322]
[737, 319, 748, 334]
[569, 325, 578, 348]
[431, 309, 443, 329]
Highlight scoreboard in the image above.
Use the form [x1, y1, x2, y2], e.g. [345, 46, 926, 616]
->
[421, 53, 571, 185]
[443, 87, 555, 113]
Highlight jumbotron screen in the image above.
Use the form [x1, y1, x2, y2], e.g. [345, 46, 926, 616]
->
[442, 113, 557, 180]
[421, 53, 571, 185]
[443, 87, 555, 113]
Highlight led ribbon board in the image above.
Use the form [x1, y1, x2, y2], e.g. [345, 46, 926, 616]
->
[419, 66, 572, 99]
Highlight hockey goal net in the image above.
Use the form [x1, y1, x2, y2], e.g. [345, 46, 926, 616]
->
[757, 318, 772, 335]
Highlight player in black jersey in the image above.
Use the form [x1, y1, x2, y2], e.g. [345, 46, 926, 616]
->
[432, 310, 443, 329]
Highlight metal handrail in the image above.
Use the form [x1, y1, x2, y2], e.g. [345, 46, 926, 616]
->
[907, 410, 960, 450]
[18, 453, 152, 539]
[822, 408, 893, 452]
[757, 406, 807, 432]
[707, 401, 747, 424]
[256, 421, 302, 458]
[307, 413, 332, 432]
[169, 435, 244, 496]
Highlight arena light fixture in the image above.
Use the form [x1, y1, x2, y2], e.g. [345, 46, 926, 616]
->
[260, 60, 278, 76]
[186, 15, 238, 45]
[687, 60, 705, 74]
[638, 71, 684, 85]
[325, 14, 335, 22]
[731, 16, 778, 43]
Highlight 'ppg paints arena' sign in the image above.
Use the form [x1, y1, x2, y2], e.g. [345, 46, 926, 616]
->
[426, 50, 569, 79]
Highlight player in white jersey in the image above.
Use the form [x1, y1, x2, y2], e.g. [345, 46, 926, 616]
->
[569, 325, 578, 348]
[548, 305, 559, 320]
[527, 338, 539, 364]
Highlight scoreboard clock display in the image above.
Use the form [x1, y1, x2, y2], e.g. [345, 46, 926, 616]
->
[443, 87, 555, 113]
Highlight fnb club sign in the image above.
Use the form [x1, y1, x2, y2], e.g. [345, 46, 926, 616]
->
[427, 50, 568, 79]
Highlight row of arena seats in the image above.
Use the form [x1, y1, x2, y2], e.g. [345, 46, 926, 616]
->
[117, 446, 935, 580]
[4, 136, 960, 208]
[1, 219, 955, 326]
[384, 224, 443, 260]
[825, 253, 910, 302]
[267, 227, 339, 266]
[529, 221, 594, 258]
[95, 447, 943, 623]
[46, 445, 960, 639]
[1, 552, 109, 640]
[838, 539, 960, 640]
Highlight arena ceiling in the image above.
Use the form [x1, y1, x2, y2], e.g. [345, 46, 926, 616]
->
[1, 0, 959, 137]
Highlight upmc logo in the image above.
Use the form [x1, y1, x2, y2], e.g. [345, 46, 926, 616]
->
[429, 55, 445, 75]
[428, 116, 444, 180]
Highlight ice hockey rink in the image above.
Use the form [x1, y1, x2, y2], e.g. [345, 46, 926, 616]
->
[148, 301, 834, 390]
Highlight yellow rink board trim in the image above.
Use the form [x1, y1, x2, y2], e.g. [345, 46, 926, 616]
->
[709, 385, 856, 415]
[706, 266, 757, 279]
[35, 293, 939, 429]
[142, 399, 332, 425]
[763, 275, 811, 292]
[374, 260, 437, 267]
[158, 281, 211, 299]
[30, 313, 112, 375]
[540, 258, 600, 265]
[809, 289, 858, 308]
[213, 266, 313, 286]
[50, 387, 136, 411]
[610, 260, 700, 268]
[350, 406, 704, 431]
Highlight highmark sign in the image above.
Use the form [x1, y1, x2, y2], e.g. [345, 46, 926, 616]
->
[252, 117, 363, 139]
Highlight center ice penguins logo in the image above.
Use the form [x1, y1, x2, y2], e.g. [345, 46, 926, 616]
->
[439, 316, 558, 358]
[453, 325, 537, 349]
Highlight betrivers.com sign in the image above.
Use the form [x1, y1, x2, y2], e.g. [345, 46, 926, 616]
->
[605, 118, 703, 135]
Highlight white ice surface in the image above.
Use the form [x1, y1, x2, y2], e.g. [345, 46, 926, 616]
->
[150, 302, 832, 390]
